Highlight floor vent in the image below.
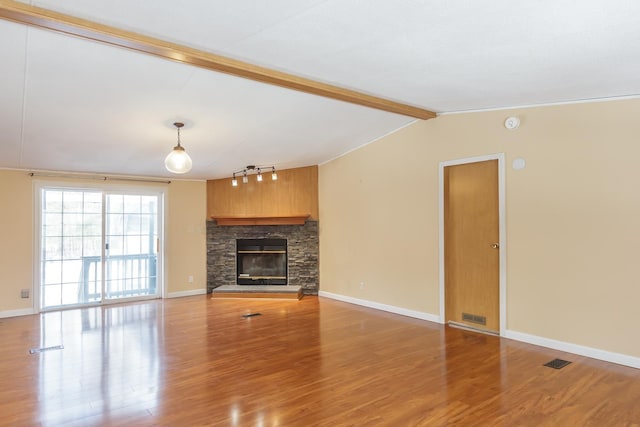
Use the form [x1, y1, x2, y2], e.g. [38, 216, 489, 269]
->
[462, 312, 486, 325]
[29, 345, 64, 354]
[448, 321, 499, 336]
[544, 358, 571, 369]
[241, 313, 262, 318]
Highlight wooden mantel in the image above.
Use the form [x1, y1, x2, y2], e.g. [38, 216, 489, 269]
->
[211, 215, 310, 226]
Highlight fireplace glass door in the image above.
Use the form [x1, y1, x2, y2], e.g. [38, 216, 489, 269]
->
[236, 239, 287, 285]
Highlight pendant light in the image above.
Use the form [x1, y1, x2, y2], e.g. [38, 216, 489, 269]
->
[165, 122, 192, 174]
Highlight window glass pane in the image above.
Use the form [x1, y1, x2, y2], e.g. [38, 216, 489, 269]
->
[123, 195, 141, 214]
[83, 237, 102, 257]
[107, 195, 123, 213]
[84, 281, 101, 302]
[61, 259, 82, 284]
[105, 279, 122, 297]
[43, 261, 62, 285]
[139, 214, 152, 234]
[44, 237, 62, 260]
[141, 196, 157, 214]
[139, 234, 155, 254]
[125, 214, 141, 234]
[83, 213, 102, 236]
[125, 236, 141, 255]
[43, 213, 62, 236]
[83, 259, 102, 301]
[44, 190, 63, 212]
[62, 283, 80, 305]
[62, 236, 83, 259]
[62, 213, 84, 236]
[62, 191, 83, 213]
[43, 285, 61, 307]
[107, 213, 123, 236]
[107, 236, 124, 256]
[83, 192, 102, 213]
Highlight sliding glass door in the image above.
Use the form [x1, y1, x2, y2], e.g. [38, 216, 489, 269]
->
[39, 187, 162, 310]
[104, 194, 158, 300]
[41, 189, 103, 307]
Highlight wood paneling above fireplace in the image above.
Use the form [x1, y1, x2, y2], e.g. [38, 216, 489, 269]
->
[207, 165, 318, 221]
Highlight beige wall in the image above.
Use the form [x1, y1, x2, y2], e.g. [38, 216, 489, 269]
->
[0, 170, 206, 314]
[166, 180, 207, 295]
[319, 98, 640, 359]
[0, 171, 34, 312]
[319, 123, 438, 312]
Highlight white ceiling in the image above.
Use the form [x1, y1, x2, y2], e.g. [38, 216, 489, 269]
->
[2, 0, 640, 179]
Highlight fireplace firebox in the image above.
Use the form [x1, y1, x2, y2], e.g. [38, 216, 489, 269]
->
[236, 239, 287, 285]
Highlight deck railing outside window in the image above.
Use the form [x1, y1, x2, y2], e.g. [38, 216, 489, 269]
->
[81, 253, 157, 301]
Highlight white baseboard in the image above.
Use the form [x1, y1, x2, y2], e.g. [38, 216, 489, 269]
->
[166, 289, 207, 299]
[505, 330, 640, 370]
[317, 291, 640, 370]
[318, 291, 440, 323]
[0, 308, 36, 319]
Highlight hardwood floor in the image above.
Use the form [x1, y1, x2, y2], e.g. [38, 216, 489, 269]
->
[1, 296, 639, 426]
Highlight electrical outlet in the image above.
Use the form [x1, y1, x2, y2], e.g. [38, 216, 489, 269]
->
[359, 282, 365, 290]
[188, 275, 194, 283]
[21, 289, 30, 299]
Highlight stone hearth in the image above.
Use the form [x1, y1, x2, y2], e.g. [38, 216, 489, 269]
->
[211, 285, 303, 300]
[207, 220, 318, 295]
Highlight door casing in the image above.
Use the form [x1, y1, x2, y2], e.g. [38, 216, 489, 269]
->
[438, 153, 507, 336]
[32, 180, 167, 313]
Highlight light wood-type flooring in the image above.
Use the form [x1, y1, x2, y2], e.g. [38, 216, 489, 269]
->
[1, 296, 639, 426]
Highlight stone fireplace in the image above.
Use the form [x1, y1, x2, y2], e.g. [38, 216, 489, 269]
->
[207, 220, 318, 294]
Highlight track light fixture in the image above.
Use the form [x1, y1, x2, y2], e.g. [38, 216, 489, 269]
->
[231, 165, 277, 186]
[164, 122, 192, 174]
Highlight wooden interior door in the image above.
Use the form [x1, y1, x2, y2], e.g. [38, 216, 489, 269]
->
[444, 160, 500, 332]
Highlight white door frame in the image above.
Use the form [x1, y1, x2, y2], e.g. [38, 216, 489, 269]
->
[33, 181, 167, 313]
[438, 153, 507, 336]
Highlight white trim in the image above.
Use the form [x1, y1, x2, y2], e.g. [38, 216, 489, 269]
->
[32, 180, 41, 314]
[0, 308, 36, 319]
[319, 291, 440, 323]
[505, 330, 640, 370]
[33, 181, 167, 310]
[438, 164, 445, 325]
[439, 93, 640, 115]
[318, 291, 640, 370]
[166, 289, 207, 298]
[438, 153, 507, 335]
[159, 191, 168, 298]
[320, 291, 640, 370]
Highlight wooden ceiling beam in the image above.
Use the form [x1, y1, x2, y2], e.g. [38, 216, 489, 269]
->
[0, 0, 436, 120]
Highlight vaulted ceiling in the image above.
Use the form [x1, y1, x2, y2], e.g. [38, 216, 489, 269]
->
[2, 0, 640, 179]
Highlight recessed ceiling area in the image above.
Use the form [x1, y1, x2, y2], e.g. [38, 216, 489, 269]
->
[2, 0, 640, 179]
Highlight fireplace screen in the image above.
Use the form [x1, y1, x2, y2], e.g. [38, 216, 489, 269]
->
[236, 239, 287, 285]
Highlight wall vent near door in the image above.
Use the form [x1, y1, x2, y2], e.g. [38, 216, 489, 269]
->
[462, 312, 487, 325]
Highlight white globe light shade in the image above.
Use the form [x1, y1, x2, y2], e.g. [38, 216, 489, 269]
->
[164, 146, 192, 174]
